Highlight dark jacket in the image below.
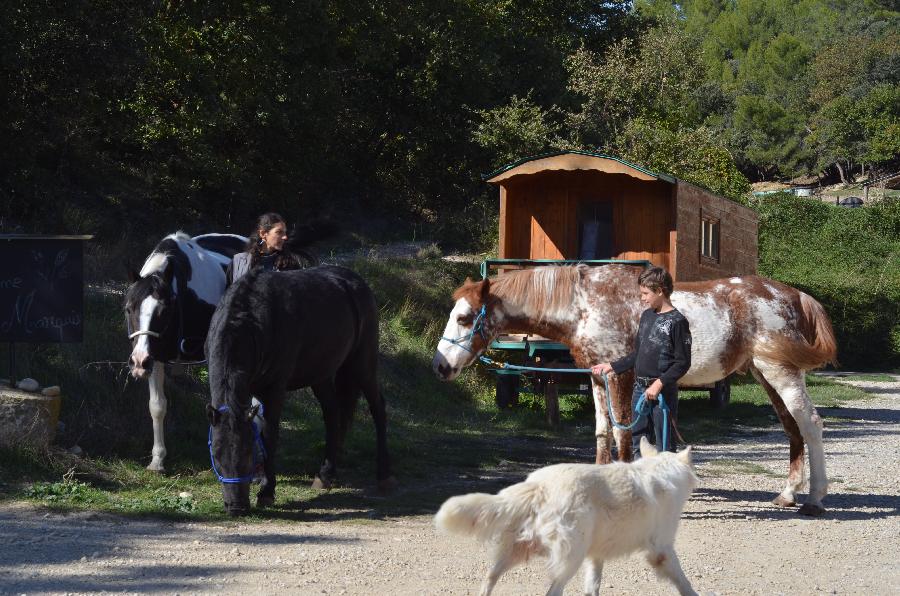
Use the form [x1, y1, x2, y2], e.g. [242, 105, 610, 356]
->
[612, 308, 692, 387]
[227, 251, 304, 286]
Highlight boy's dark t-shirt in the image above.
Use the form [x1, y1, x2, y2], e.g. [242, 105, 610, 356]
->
[611, 308, 692, 387]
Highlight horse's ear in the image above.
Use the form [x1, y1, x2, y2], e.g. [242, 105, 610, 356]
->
[479, 278, 491, 301]
[639, 436, 658, 458]
[127, 267, 141, 283]
[246, 403, 260, 423]
[206, 404, 221, 426]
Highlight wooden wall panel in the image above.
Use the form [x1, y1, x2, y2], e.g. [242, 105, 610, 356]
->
[674, 182, 758, 281]
[498, 170, 677, 267]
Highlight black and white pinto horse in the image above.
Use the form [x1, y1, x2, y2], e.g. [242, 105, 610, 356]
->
[125, 232, 246, 471]
[205, 266, 393, 515]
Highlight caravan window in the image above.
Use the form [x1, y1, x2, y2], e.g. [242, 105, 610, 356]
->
[701, 216, 720, 262]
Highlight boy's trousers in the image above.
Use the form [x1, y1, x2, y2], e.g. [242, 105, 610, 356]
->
[630, 380, 679, 456]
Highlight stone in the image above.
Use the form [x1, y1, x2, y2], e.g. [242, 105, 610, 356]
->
[0, 385, 61, 448]
[16, 378, 40, 392]
[42, 386, 61, 397]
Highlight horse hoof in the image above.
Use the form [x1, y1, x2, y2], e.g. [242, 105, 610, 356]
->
[256, 495, 275, 508]
[146, 464, 165, 474]
[311, 476, 332, 490]
[377, 476, 398, 493]
[772, 495, 797, 508]
[798, 503, 825, 517]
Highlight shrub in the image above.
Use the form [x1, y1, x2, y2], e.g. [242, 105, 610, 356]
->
[753, 194, 900, 369]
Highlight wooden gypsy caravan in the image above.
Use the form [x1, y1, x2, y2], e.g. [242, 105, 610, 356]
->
[481, 151, 758, 423]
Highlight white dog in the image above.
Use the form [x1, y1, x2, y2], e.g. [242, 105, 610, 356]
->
[435, 438, 699, 596]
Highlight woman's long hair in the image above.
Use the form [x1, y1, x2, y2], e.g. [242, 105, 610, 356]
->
[246, 212, 299, 270]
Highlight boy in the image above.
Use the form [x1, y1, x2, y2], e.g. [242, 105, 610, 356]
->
[591, 266, 692, 455]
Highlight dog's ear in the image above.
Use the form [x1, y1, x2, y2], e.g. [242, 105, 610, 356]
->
[676, 445, 693, 466]
[639, 436, 658, 458]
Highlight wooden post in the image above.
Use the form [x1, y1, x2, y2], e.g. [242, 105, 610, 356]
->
[545, 377, 560, 428]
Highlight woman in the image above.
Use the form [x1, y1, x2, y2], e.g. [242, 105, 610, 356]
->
[228, 213, 312, 285]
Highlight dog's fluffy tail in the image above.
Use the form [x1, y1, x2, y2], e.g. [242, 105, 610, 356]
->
[434, 482, 544, 543]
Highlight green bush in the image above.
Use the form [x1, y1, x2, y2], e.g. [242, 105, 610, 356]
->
[754, 194, 900, 369]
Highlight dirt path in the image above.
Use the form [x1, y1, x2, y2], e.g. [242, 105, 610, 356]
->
[2, 375, 899, 595]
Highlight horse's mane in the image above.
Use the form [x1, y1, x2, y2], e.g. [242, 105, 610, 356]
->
[124, 273, 167, 310]
[217, 268, 265, 348]
[207, 268, 267, 407]
[139, 232, 191, 277]
[461, 266, 579, 321]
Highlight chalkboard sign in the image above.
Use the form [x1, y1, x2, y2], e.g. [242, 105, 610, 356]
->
[0, 235, 92, 343]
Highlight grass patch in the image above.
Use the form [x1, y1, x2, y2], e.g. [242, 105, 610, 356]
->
[831, 373, 897, 382]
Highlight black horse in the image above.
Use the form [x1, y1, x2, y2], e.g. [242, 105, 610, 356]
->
[205, 265, 393, 515]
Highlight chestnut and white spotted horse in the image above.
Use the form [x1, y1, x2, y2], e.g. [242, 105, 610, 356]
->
[125, 232, 246, 472]
[432, 264, 838, 516]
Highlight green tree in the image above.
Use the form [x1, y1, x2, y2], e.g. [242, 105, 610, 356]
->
[472, 95, 560, 168]
[615, 118, 751, 201]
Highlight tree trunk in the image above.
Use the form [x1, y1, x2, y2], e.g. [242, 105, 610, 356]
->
[835, 161, 848, 184]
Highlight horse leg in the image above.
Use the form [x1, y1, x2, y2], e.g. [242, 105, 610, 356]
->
[255, 393, 284, 508]
[752, 357, 827, 516]
[147, 364, 167, 472]
[611, 374, 634, 462]
[751, 366, 805, 508]
[360, 377, 394, 491]
[312, 380, 341, 489]
[589, 378, 613, 464]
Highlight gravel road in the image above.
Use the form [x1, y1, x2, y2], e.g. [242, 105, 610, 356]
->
[2, 375, 898, 595]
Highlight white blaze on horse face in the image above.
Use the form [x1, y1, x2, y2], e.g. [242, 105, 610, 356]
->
[130, 296, 159, 375]
[436, 298, 480, 376]
[671, 291, 731, 385]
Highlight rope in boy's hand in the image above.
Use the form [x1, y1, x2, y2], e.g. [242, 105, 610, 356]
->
[644, 379, 664, 401]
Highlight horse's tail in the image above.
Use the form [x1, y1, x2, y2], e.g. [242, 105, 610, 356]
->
[434, 481, 545, 544]
[758, 291, 838, 370]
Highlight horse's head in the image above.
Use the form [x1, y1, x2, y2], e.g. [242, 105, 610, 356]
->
[206, 401, 263, 516]
[124, 267, 178, 378]
[432, 277, 502, 381]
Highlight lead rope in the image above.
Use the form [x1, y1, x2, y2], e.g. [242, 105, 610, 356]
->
[474, 351, 686, 451]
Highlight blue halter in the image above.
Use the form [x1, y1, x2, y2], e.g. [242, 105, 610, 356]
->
[208, 403, 268, 484]
[440, 305, 488, 355]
